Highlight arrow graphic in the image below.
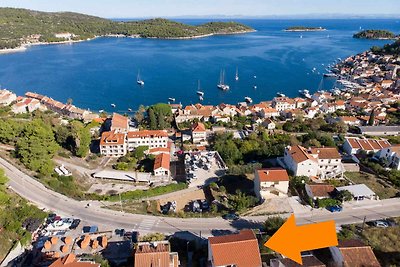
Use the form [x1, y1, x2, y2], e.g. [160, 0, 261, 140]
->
[264, 214, 338, 265]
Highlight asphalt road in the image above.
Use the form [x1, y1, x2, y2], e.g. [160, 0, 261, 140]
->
[2, 157, 400, 237]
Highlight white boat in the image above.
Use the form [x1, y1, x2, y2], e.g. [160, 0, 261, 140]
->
[199, 95, 204, 101]
[168, 98, 176, 102]
[244, 96, 253, 103]
[217, 70, 230, 91]
[128, 108, 132, 112]
[99, 109, 104, 113]
[196, 80, 204, 96]
[323, 73, 337, 78]
[137, 70, 144, 86]
[253, 75, 257, 79]
[300, 35, 303, 39]
[298, 89, 311, 98]
[276, 92, 286, 97]
[253, 85, 257, 89]
[235, 67, 239, 81]
[111, 104, 116, 108]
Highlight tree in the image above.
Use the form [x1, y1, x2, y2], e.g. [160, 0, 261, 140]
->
[336, 190, 353, 202]
[133, 146, 149, 160]
[368, 109, 376, 126]
[15, 119, 59, 175]
[0, 168, 8, 186]
[148, 108, 157, 130]
[264, 217, 285, 235]
[134, 105, 146, 124]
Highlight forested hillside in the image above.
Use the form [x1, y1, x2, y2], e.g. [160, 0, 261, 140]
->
[0, 8, 254, 49]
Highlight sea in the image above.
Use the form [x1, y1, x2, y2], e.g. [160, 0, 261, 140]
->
[0, 19, 398, 113]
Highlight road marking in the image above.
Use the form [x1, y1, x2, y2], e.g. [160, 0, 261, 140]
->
[137, 218, 158, 231]
[352, 204, 381, 210]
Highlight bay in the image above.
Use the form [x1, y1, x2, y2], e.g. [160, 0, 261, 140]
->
[0, 19, 398, 112]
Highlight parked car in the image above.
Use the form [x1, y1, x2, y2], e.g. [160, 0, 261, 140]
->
[47, 213, 57, 224]
[69, 219, 81, 230]
[372, 220, 389, 228]
[222, 213, 239, 221]
[201, 200, 209, 211]
[327, 205, 343, 212]
[383, 218, 397, 227]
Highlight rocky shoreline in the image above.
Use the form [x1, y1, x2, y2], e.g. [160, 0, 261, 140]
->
[0, 30, 255, 54]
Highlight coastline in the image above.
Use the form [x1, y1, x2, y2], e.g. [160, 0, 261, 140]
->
[0, 30, 255, 54]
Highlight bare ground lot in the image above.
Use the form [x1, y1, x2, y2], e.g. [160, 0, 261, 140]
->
[345, 172, 399, 199]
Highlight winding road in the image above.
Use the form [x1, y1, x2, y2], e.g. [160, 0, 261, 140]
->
[2, 157, 400, 237]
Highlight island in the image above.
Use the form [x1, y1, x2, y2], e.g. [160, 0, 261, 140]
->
[0, 8, 255, 51]
[353, 30, 397, 40]
[371, 40, 400, 55]
[284, 26, 326, 32]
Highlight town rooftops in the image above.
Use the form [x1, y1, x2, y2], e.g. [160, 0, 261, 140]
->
[336, 240, 381, 267]
[346, 137, 391, 151]
[127, 130, 168, 138]
[272, 255, 326, 267]
[306, 184, 335, 198]
[111, 113, 129, 132]
[256, 168, 289, 182]
[208, 229, 262, 267]
[100, 131, 126, 146]
[50, 254, 100, 267]
[192, 122, 206, 132]
[154, 153, 170, 170]
[336, 184, 375, 198]
[134, 241, 179, 267]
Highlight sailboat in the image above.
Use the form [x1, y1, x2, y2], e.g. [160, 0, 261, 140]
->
[137, 70, 144, 86]
[196, 80, 204, 96]
[235, 67, 239, 81]
[217, 70, 230, 91]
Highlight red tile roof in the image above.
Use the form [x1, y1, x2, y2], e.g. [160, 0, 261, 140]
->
[50, 254, 99, 267]
[111, 113, 129, 131]
[257, 168, 289, 182]
[192, 122, 206, 132]
[287, 145, 316, 163]
[154, 153, 170, 170]
[127, 130, 168, 138]
[209, 230, 262, 267]
[310, 147, 341, 159]
[307, 184, 335, 198]
[134, 242, 178, 267]
[100, 131, 126, 146]
[338, 240, 381, 267]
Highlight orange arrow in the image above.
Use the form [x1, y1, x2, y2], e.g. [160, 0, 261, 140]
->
[264, 214, 338, 265]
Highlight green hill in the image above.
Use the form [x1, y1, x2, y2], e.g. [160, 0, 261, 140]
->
[354, 30, 397, 40]
[0, 8, 254, 49]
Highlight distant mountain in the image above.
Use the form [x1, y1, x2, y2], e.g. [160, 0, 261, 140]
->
[0, 8, 254, 49]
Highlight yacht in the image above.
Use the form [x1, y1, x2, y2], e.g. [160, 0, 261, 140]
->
[217, 70, 230, 91]
[235, 67, 239, 81]
[244, 96, 253, 103]
[137, 70, 144, 86]
[253, 85, 257, 89]
[111, 104, 116, 108]
[99, 109, 104, 113]
[168, 97, 176, 102]
[323, 73, 337, 78]
[199, 95, 204, 101]
[298, 89, 311, 98]
[128, 108, 132, 112]
[196, 80, 204, 96]
[276, 92, 286, 97]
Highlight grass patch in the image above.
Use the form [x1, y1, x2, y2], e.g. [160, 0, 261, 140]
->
[103, 183, 188, 202]
[345, 172, 399, 199]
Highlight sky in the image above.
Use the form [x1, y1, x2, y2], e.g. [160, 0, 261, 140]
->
[0, 0, 399, 18]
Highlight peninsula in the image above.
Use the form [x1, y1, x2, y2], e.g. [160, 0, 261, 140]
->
[284, 26, 326, 32]
[0, 8, 254, 50]
[353, 30, 398, 40]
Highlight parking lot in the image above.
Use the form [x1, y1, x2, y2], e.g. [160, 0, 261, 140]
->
[184, 151, 226, 188]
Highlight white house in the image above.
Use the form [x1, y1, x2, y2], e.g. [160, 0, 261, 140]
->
[99, 131, 127, 157]
[343, 137, 391, 155]
[283, 145, 343, 179]
[0, 89, 17, 106]
[272, 97, 296, 112]
[191, 122, 207, 144]
[375, 145, 400, 170]
[254, 168, 289, 200]
[262, 118, 276, 130]
[153, 153, 170, 177]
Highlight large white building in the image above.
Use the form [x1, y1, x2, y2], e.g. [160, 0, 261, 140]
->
[126, 130, 168, 151]
[254, 168, 289, 200]
[191, 122, 207, 145]
[272, 97, 296, 112]
[99, 131, 127, 157]
[283, 145, 344, 180]
[375, 145, 400, 170]
[343, 137, 391, 155]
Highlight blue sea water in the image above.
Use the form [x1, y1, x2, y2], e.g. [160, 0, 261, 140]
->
[0, 19, 398, 112]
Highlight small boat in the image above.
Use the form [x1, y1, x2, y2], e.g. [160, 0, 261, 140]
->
[244, 96, 253, 103]
[300, 35, 303, 39]
[253, 85, 257, 89]
[253, 75, 257, 79]
[199, 95, 204, 101]
[196, 80, 204, 96]
[276, 92, 286, 97]
[168, 98, 176, 102]
[235, 67, 239, 81]
[128, 108, 132, 112]
[111, 104, 116, 108]
[298, 89, 311, 98]
[217, 70, 230, 91]
[99, 109, 104, 113]
[137, 70, 144, 86]
[323, 73, 337, 78]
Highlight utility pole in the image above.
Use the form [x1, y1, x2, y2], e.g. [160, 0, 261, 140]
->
[119, 193, 123, 212]
[361, 216, 366, 233]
